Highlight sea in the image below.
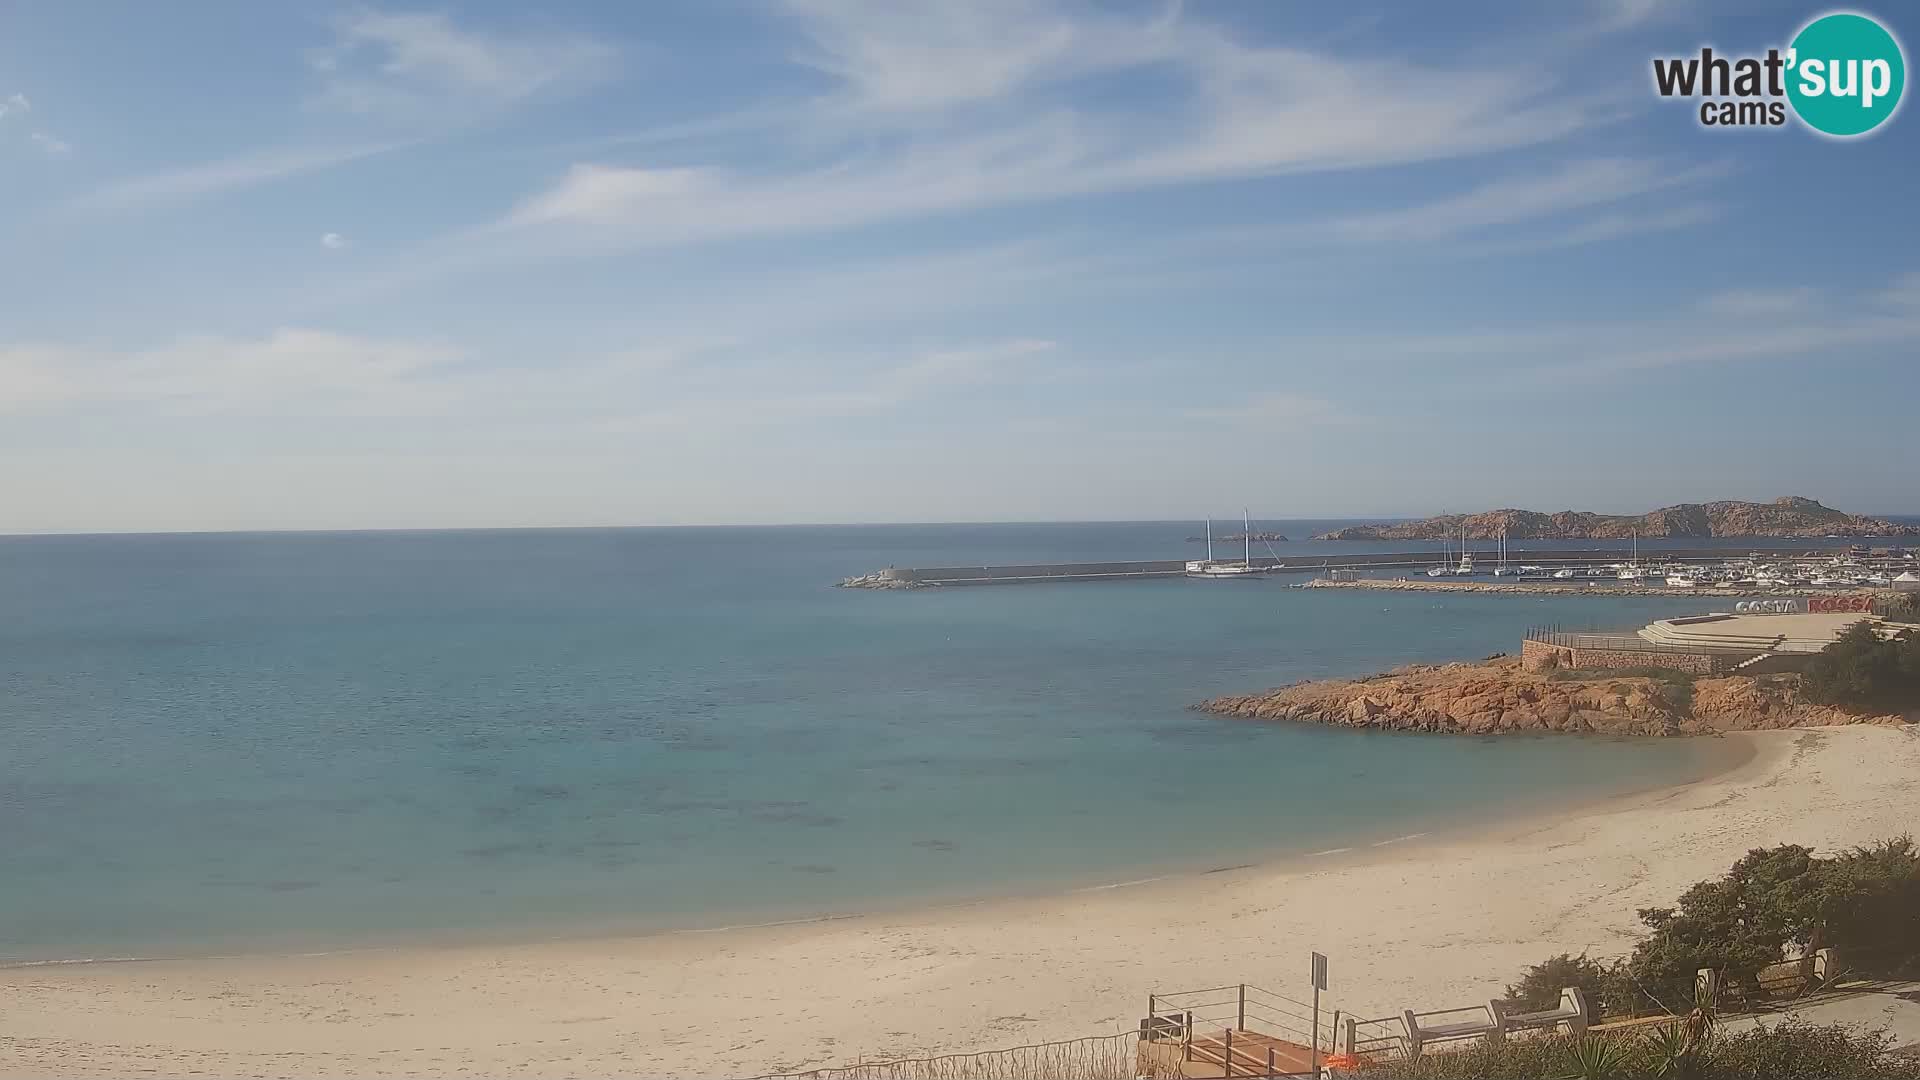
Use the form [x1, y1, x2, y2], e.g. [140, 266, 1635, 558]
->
[2, 519, 1904, 965]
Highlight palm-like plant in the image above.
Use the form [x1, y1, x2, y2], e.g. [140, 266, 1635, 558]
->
[1644, 976, 1720, 1079]
[1556, 1034, 1635, 1080]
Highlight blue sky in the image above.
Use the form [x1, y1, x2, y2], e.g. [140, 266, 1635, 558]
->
[1, 0, 1915, 532]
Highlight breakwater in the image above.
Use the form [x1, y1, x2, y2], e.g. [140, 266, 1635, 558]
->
[839, 545, 1868, 589]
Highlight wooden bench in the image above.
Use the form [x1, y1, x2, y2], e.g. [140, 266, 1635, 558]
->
[1492, 987, 1590, 1037]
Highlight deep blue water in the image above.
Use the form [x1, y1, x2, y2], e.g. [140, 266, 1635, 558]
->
[0, 521, 1871, 963]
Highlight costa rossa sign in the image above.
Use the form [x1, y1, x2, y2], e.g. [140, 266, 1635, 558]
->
[1734, 595, 1876, 614]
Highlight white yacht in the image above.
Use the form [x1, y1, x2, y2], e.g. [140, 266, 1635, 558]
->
[1186, 511, 1277, 579]
[1665, 573, 1700, 587]
[1552, 568, 1577, 579]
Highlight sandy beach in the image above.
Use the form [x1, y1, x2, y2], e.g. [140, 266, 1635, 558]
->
[4, 725, 1915, 1079]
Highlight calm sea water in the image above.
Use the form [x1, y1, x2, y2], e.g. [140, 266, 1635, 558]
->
[1, 520, 1868, 964]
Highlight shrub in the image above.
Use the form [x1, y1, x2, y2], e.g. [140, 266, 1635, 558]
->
[1800, 623, 1920, 711]
[1510, 840, 1920, 1021]
[1354, 1022, 1920, 1079]
[1504, 953, 1641, 1020]
[1700, 1019, 1920, 1080]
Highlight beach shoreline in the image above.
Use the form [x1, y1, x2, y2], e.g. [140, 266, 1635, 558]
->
[0, 731, 1752, 973]
[8, 725, 1915, 1079]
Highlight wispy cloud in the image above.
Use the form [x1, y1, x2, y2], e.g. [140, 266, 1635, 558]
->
[1183, 392, 1355, 427]
[1314, 158, 1724, 245]
[61, 143, 399, 215]
[320, 231, 349, 250]
[29, 132, 71, 156]
[0, 329, 457, 416]
[499, 2, 1610, 249]
[0, 92, 28, 119]
[1698, 287, 1818, 318]
[1876, 271, 1920, 309]
[57, 9, 613, 218]
[0, 329, 1060, 432]
[309, 9, 616, 121]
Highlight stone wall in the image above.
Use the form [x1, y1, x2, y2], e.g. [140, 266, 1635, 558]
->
[1521, 637, 1727, 675]
[1521, 638, 1573, 672]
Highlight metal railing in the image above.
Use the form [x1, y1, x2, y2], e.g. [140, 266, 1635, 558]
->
[1524, 625, 1740, 657]
[1144, 983, 1330, 1078]
[1343, 1014, 1411, 1062]
[734, 1031, 1147, 1080]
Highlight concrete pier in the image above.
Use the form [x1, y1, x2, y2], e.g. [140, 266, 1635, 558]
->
[841, 545, 1883, 589]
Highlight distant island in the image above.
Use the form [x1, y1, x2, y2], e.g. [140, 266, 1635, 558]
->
[1314, 496, 1919, 541]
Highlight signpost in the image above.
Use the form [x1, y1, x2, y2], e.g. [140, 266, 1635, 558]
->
[1311, 952, 1328, 1076]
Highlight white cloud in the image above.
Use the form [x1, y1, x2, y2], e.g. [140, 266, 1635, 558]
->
[0, 329, 1060, 432]
[1876, 271, 1920, 309]
[1520, 203, 1722, 251]
[0, 92, 29, 119]
[0, 330, 456, 416]
[321, 232, 349, 250]
[499, 3, 1609, 247]
[62, 143, 398, 215]
[1315, 158, 1724, 245]
[1183, 392, 1353, 427]
[57, 11, 607, 217]
[29, 131, 70, 156]
[311, 9, 615, 120]
[1698, 287, 1818, 317]
[781, 0, 1173, 116]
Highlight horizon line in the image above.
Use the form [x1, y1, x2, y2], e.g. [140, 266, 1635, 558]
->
[4, 510, 1918, 542]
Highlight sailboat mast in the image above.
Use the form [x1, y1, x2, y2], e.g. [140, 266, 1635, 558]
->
[1243, 508, 1251, 567]
[1206, 517, 1214, 563]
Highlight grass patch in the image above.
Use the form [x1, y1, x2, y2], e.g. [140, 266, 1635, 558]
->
[1544, 665, 1698, 686]
[1545, 666, 1696, 711]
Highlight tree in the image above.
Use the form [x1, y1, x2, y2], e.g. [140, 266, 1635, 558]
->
[1800, 624, 1919, 711]
[1629, 845, 1825, 1006]
[1505, 953, 1623, 1015]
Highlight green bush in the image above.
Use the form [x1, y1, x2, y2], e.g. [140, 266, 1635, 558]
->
[1356, 1022, 1920, 1079]
[1504, 953, 1640, 1020]
[1624, 839, 1920, 1006]
[1708, 1019, 1920, 1079]
[1496, 840, 1920, 1026]
[1800, 623, 1920, 711]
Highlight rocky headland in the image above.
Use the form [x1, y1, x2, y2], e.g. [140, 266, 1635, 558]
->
[1315, 496, 1918, 541]
[1197, 657, 1914, 737]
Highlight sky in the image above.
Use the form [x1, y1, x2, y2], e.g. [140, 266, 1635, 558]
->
[1, 0, 1916, 533]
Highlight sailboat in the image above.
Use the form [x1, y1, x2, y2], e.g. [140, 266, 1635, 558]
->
[1616, 531, 1643, 580]
[1452, 524, 1476, 574]
[1491, 529, 1519, 575]
[1427, 530, 1451, 577]
[1186, 510, 1278, 578]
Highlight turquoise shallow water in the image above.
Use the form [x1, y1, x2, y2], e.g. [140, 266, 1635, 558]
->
[0, 522, 1781, 962]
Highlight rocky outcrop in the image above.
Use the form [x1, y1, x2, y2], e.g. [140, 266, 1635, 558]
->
[1314, 497, 1918, 541]
[1196, 657, 1913, 736]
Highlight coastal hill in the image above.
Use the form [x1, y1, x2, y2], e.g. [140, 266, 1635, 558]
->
[1314, 496, 1918, 541]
